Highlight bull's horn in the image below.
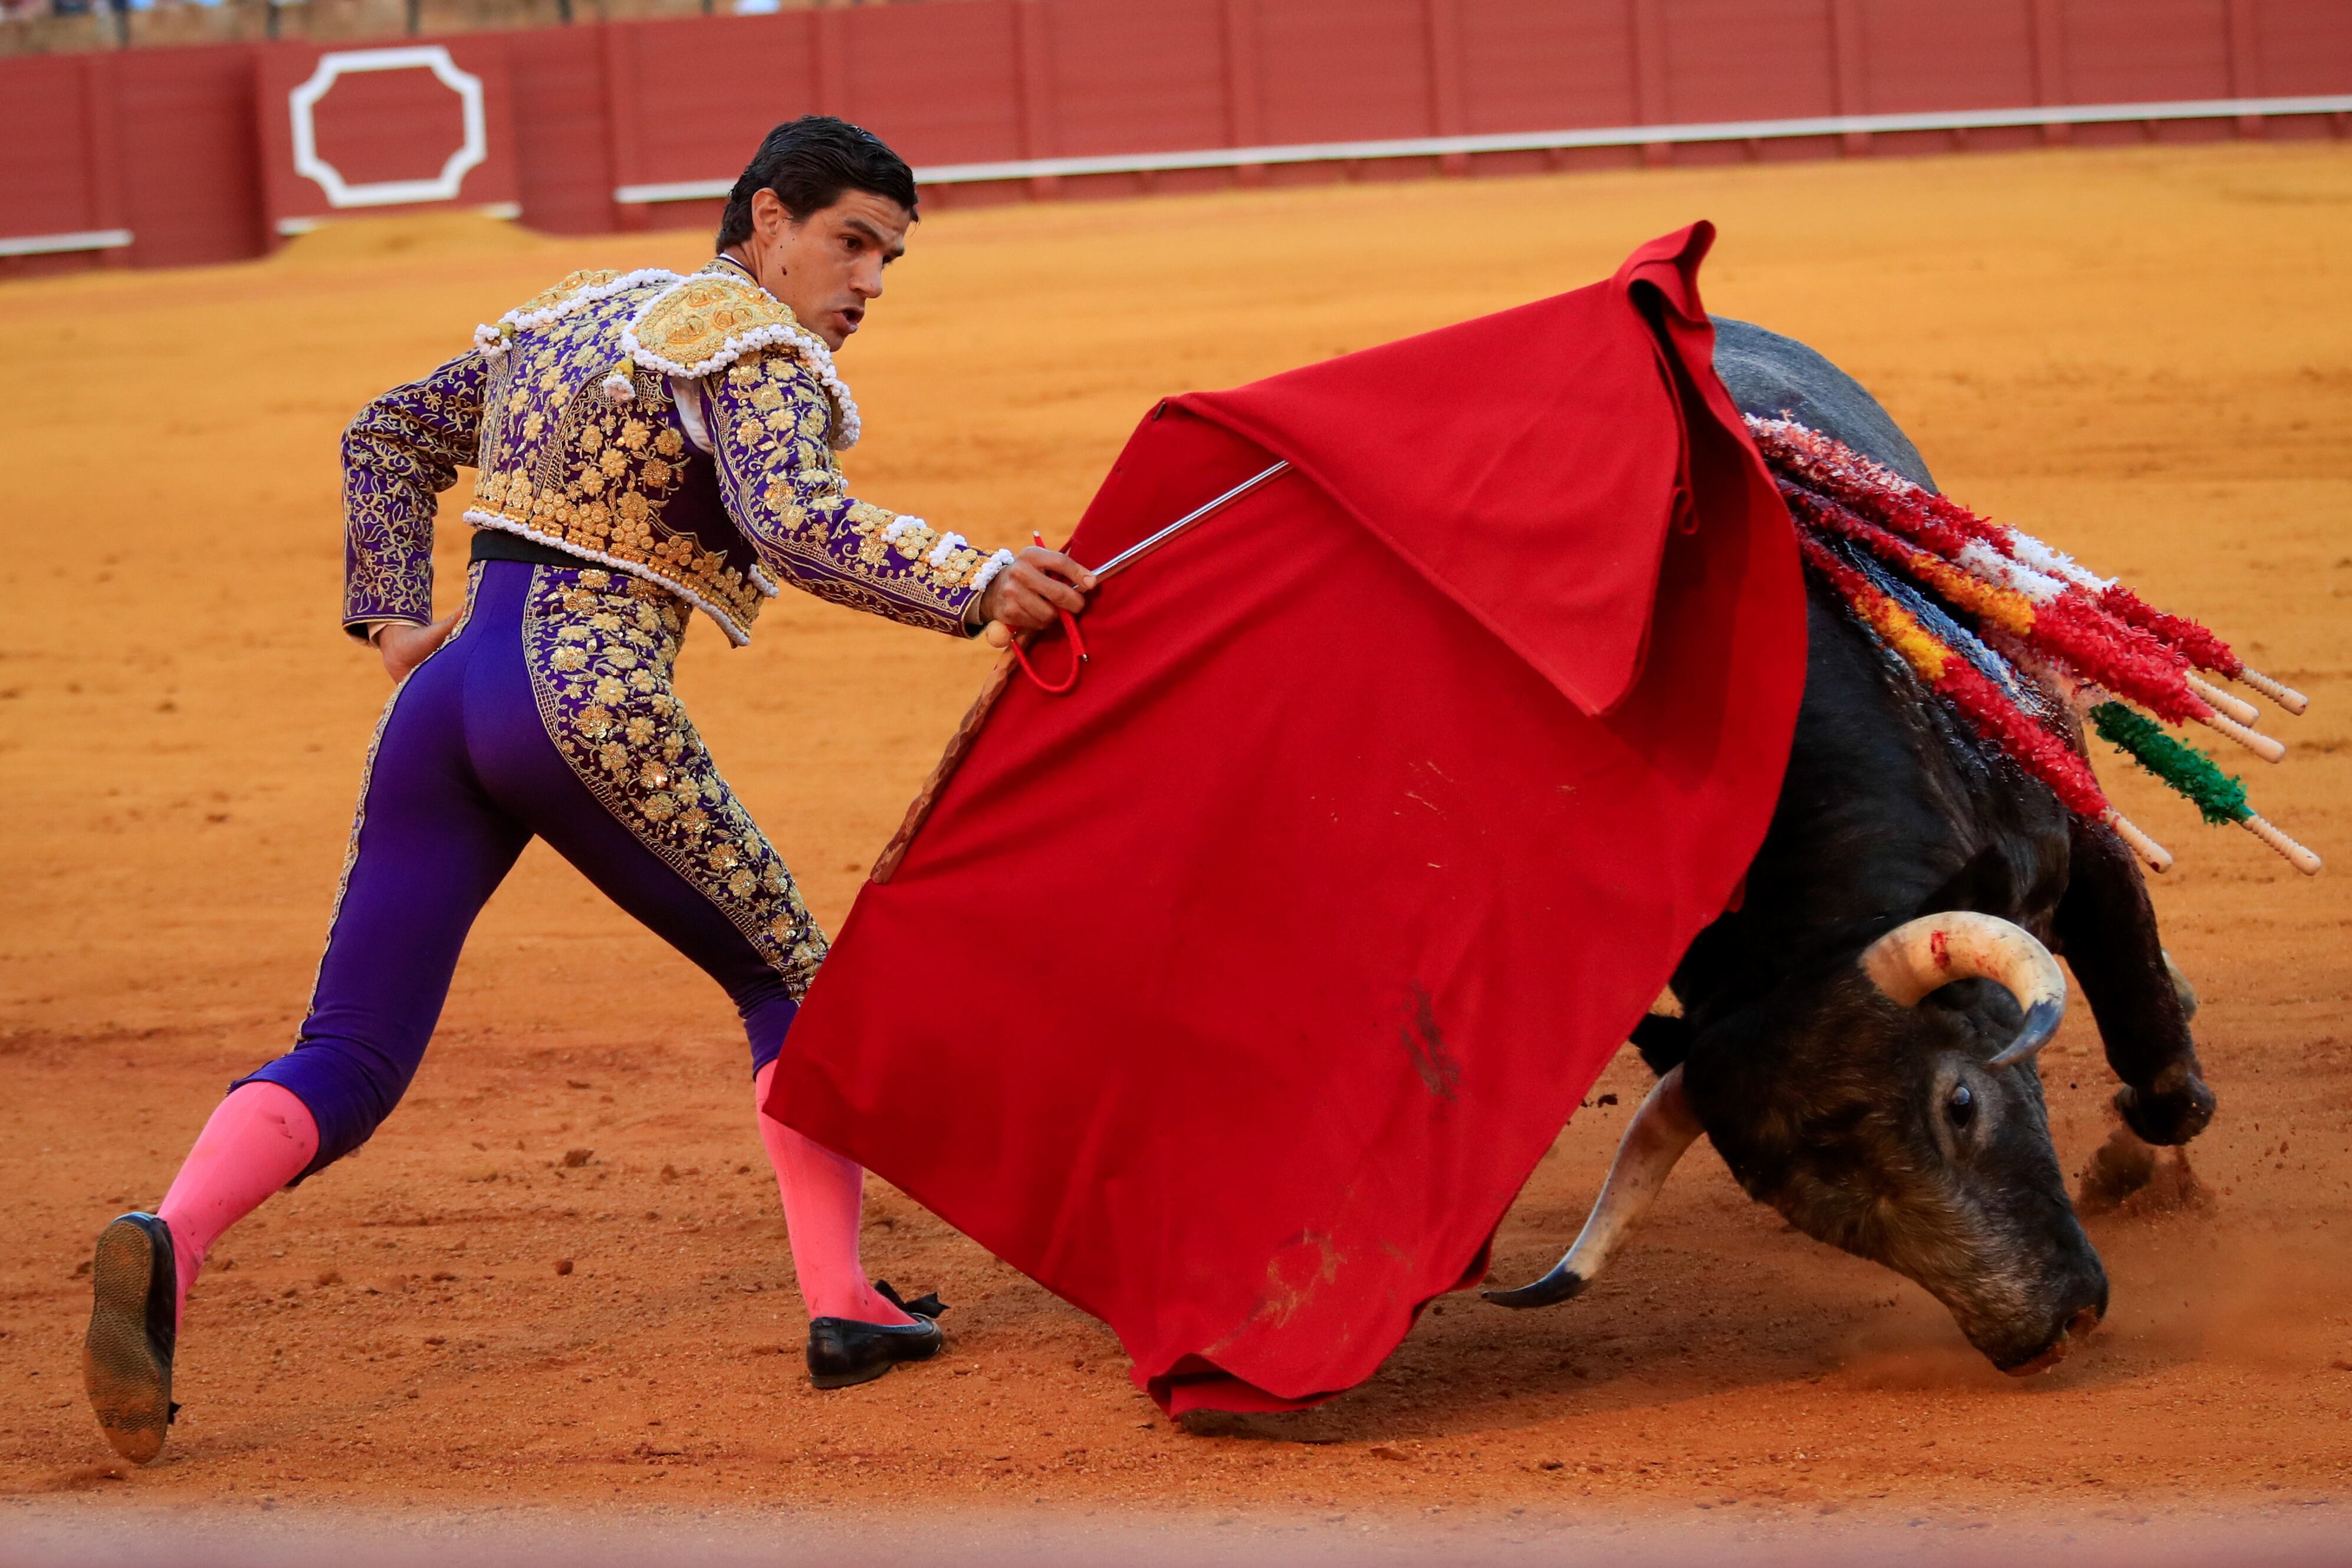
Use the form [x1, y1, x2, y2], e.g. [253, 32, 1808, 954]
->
[1484, 1065, 1701, 1309]
[1860, 912, 2067, 1069]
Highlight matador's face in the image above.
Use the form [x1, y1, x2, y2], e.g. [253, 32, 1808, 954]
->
[744, 186, 912, 353]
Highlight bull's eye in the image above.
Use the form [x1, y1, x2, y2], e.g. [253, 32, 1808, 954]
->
[1946, 1082, 1976, 1129]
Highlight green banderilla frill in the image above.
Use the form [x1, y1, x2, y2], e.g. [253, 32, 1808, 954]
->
[2090, 701, 2250, 826]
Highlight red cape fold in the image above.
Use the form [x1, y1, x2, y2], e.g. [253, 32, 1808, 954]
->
[767, 223, 1805, 1413]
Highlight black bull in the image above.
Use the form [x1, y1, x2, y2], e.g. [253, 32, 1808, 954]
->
[1487, 320, 2216, 1375]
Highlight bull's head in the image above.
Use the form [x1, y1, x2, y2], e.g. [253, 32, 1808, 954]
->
[1488, 912, 2107, 1375]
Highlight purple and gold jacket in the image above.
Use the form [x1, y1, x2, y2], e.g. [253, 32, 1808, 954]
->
[341, 259, 1014, 645]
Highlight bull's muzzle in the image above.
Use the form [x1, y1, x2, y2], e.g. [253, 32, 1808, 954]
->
[2003, 1304, 2105, 1376]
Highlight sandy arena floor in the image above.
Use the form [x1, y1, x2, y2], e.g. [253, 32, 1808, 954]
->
[2, 140, 2348, 1543]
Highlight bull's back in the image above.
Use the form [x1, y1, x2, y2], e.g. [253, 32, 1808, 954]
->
[1671, 319, 2072, 1027]
[1710, 318, 1936, 489]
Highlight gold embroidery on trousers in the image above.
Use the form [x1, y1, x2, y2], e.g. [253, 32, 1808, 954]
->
[519, 564, 826, 994]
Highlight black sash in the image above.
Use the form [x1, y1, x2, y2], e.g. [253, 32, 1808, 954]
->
[470, 529, 591, 570]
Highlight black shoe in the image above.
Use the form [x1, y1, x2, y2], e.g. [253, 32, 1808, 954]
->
[83, 1212, 179, 1464]
[806, 1281, 948, 1390]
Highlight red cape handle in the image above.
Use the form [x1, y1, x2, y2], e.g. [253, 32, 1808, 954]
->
[984, 609, 1088, 694]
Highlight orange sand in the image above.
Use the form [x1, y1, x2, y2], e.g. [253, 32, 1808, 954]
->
[1, 140, 2348, 1528]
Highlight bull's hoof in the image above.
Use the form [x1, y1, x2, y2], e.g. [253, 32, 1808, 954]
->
[2114, 1077, 2215, 1146]
[1481, 1268, 1592, 1310]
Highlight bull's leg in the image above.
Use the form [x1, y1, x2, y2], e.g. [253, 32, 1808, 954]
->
[2052, 817, 2216, 1145]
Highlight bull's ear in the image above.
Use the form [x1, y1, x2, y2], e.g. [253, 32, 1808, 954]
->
[1632, 1013, 1697, 1074]
[1677, 993, 1806, 1173]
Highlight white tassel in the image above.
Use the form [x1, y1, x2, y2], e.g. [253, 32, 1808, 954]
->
[1956, 540, 2065, 604]
[970, 548, 1017, 595]
[601, 372, 636, 403]
[2002, 527, 2114, 594]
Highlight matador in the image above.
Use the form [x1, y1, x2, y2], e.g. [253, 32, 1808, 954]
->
[81, 116, 1093, 1464]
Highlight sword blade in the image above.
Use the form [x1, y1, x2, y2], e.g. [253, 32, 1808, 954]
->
[1089, 461, 1291, 582]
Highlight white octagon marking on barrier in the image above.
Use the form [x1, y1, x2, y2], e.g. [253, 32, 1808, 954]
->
[289, 46, 486, 209]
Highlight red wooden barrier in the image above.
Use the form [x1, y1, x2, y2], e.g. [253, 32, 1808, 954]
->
[509, 26, 613, 236]
[4, 0, 2346, 274]
[115, 45, 269, 265]
[3, 55, 111, 264]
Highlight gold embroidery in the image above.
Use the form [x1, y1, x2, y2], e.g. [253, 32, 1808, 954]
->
[521, 566, 825, 995]
[453, 261, 989, 646]
[507, 269, 624, 322]
[628, 274, 801, 376]
[469, 277, 769, 642]
[624, 266, 863, 448]
[704, 352, 994, 633]
[343, 351, 487, 632]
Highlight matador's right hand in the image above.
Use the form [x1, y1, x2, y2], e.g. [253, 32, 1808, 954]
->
[977, 545, 1096, 637]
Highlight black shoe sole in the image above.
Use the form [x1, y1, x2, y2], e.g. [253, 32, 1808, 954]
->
[810, 1357, 901, 1391]
[83, 1218, 172, 1464]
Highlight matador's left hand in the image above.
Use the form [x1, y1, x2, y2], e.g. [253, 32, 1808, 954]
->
[375, 610, 460, 683]
[976, 546, 1096, 636]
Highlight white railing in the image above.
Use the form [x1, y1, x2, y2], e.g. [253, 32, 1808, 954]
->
[613, 93, 2352, 205]
[0, 227, 133, 258]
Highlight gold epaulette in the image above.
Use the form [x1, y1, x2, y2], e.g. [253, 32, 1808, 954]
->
[622, 271, 820, 381]
[510, 268, 625, 320]
[474, 268, 684, 356]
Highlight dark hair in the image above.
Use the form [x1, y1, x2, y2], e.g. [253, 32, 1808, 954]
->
[715, 116, 918, 250]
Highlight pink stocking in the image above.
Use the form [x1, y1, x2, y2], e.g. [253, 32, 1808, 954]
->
[752, 1060, 911, 1326]
[154, 1082, 320, 1333]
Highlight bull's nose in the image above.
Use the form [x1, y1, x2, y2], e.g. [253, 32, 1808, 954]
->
[2003, 1303, 2104, 1377]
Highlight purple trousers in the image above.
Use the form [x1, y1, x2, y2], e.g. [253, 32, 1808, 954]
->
[241, 560, 827, 1177]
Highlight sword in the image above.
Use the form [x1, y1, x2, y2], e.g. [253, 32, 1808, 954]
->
[983, 461, 1293, 688]
[1090, 460, 1292, 582]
